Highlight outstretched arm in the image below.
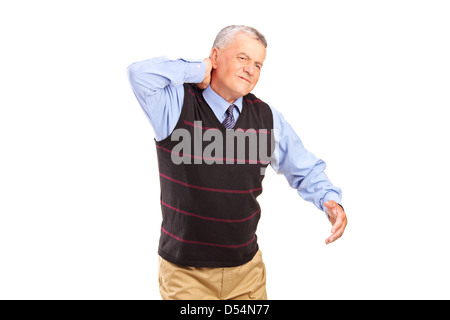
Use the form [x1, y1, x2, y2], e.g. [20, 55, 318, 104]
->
[269, 109, 347, 244]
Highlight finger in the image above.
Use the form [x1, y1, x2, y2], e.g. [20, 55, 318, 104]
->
[326, 217, 347, 244]
[326, 230, 342, 244]
[331, 211, 344, 233]
[326, 234, 337, 244]
[326, 225, 344, 244]
[333, 222, 346, 241]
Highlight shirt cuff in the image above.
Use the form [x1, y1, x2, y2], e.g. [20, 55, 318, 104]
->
[183, 59, 206, 84]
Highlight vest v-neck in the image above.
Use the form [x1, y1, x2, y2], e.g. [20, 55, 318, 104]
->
[208, 101, 247, 131]
[201, 86, 246, 131]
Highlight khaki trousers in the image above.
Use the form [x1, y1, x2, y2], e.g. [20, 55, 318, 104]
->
[158, 250, 267, 300]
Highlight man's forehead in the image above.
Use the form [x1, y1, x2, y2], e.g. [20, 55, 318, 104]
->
[226, 33, 266, 60]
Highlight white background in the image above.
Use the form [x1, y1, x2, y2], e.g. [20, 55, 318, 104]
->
[1, 0, 449, 300]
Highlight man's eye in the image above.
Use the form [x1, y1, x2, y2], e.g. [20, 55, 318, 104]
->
[239, 57, 246, 61]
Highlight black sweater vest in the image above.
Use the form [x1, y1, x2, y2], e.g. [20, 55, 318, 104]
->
[155, 84, 274, 267]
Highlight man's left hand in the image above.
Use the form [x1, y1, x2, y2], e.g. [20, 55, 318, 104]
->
[324, 200, 347, 245]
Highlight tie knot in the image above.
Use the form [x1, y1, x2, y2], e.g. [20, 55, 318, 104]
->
[226, 104, 235, 115]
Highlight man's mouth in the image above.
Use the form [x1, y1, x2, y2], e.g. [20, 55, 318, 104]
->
[238, 76, 251, 84]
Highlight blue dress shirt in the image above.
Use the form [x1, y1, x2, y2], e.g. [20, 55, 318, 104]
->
[127, 57, 342, 216]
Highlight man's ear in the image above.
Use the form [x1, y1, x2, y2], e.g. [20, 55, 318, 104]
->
[210, 48, 219, 69]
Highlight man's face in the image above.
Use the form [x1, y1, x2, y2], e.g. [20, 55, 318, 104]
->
[210, 32, 266, 103]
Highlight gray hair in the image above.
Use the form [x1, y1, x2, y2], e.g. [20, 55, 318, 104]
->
[212, 25, 267, 49]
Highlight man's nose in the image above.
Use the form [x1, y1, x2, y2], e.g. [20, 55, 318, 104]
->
[243, 63, 255, 75]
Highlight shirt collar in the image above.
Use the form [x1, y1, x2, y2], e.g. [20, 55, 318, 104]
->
[202, 85, 243, 120]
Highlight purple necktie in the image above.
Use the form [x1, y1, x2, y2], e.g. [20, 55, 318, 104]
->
[222, 104, 236, 129]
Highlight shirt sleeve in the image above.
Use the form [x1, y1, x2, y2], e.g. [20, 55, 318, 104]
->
[127, 57, 206, 141]
[268, 106, 343, 218]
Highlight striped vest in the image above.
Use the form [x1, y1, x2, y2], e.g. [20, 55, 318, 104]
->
[155, 84, 274, 267]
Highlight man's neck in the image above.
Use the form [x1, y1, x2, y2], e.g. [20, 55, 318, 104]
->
[210, 81, 238, 105]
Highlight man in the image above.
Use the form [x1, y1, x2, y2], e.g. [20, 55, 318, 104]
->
[127, 25, 347, 300]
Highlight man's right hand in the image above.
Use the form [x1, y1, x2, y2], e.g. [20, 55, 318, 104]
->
[197, 58, 212, 90]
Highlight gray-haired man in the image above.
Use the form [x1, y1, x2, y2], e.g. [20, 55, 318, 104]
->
[128, 25, 347, 300]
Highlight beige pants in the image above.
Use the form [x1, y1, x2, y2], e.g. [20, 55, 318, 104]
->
[158, 250, 267, 300]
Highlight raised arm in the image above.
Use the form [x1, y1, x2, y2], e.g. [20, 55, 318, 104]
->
[127, 57, 211, 140]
